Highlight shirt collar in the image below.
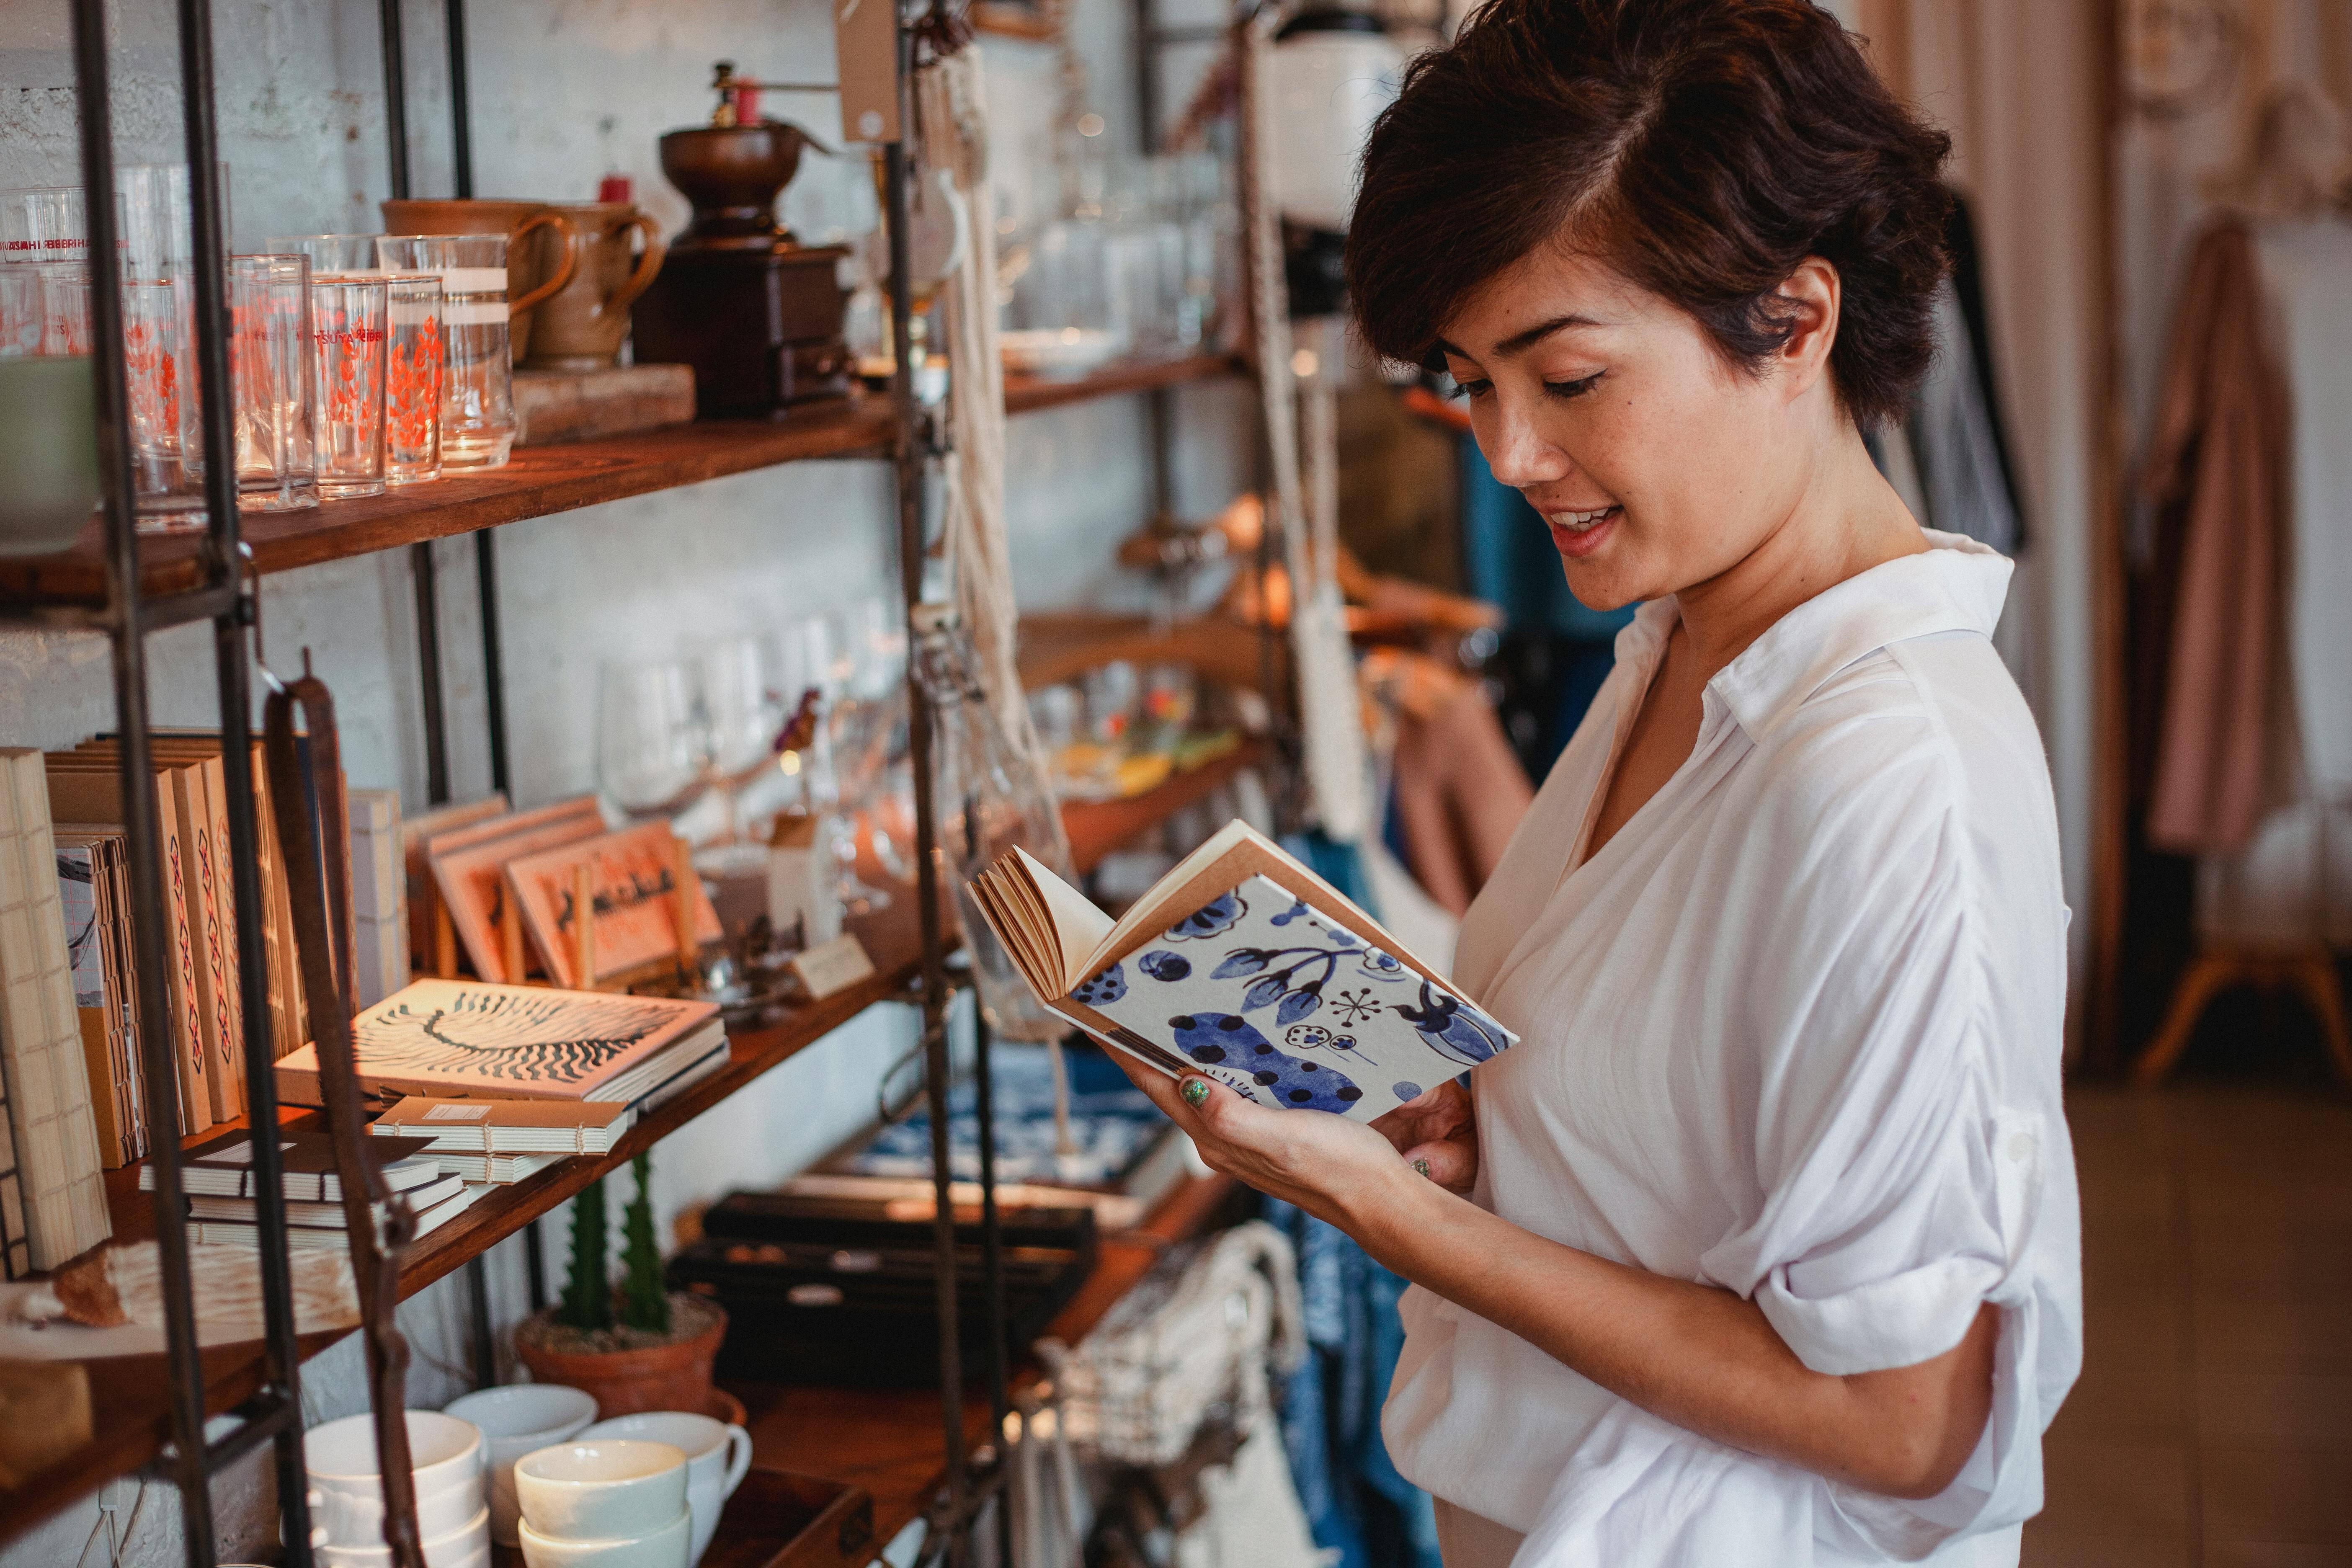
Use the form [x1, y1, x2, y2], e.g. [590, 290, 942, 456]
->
[1612, 531, 2013, 743]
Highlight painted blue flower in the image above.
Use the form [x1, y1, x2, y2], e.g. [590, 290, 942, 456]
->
[1070, 962, 1127, 1006]
[1168, 1013, 1364, 1111]
[1271, 900, 1310, 926]
[1274, 987, 1322, 1026]
[1324, 926, 1359, 949]
[1212, 949, 1273, 979]
[1391, 1081, 1423, 1102]
[1394, 983, 1509, 1067]
[1165, 892, 1246, 941]
[1138, 950, 1191, 982]
[1285, 1024, 1332, 1049]
[1357, 946, 1407, 980]
[1242, 973, 1289, 1011]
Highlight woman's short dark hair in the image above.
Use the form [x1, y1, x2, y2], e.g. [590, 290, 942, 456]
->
[1346, 0, 1953, 430]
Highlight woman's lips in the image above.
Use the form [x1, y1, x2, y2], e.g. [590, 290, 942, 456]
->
[1545, 505, 1621, 559]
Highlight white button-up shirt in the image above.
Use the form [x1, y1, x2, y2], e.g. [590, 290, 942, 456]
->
[1382, 534, 2082, 1566]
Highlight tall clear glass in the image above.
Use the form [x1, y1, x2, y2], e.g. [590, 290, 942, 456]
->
[263, 234, 381, 274]
[0, 188, 88, 267]
[122, 275, 204, 529]
[379, 234, 516, 469]
[910, 603, 1075, 1042]
[227, 255, 317, 512]
[36, 266, 91, 356]
[310, 274, 389, 498]
[0, 269, 39, 356]
[383, 273, 444, 484]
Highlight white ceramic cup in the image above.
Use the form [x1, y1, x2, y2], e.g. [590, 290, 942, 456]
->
[578, 1412, 753, 1566]
[517, 1509, 690, 1568]
[315, 1504, 491, 1568]
[303, 1411, 487, 1548]
[516, 1441, 688, 1543]
[444, 1384, 601, 1547]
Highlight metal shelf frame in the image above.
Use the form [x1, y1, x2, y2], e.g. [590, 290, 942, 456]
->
[16, 0, 1009, 1562]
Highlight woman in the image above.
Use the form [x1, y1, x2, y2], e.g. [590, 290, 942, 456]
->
[1115, 2, 2081, 1564]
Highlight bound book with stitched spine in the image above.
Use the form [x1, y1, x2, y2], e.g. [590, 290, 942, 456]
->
[967, 820, 1515, 1121]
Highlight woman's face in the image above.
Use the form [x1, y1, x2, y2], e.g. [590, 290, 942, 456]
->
[1437, 245, 1831, 613]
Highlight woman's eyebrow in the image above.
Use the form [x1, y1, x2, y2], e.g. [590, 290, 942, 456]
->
[1437, 314, 1607, 362]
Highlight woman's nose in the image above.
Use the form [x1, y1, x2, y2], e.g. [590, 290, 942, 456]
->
[1478, 398, 1573, 490]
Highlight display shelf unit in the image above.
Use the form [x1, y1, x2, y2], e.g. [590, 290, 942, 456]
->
[745, 1170, 1246, 1545]
[0, 354, 1243, 613]
[1064, 738, 1270, 873]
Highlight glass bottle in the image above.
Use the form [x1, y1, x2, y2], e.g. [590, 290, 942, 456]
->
[910, 602, 1075, 1042]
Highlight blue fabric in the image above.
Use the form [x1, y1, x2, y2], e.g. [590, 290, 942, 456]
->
[1279, 830, 1377, 910]
[1266, 1198, 1442, 1568]
[1460, 438, 1637, 642]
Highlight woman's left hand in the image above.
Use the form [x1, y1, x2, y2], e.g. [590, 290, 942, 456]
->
[1105, 1052, 1419, 1229]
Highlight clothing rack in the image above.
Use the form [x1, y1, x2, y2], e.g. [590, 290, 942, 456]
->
[10, 0, 1008, 1562]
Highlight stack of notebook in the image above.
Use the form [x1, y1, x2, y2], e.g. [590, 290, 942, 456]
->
[143, 1126, 485, 1246]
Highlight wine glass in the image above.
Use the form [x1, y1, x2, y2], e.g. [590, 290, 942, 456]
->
[689, 636, 776, 878]
[823, 598, 908, 913]
[597, 660, 705, 819]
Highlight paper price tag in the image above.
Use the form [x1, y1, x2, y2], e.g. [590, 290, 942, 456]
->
[792, 933, 877, 1000]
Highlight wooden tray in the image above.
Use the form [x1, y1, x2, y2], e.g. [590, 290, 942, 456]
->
[704, 1468, 876, 1568]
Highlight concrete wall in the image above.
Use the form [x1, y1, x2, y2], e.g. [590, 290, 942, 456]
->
[0, 0, 1243, 1559]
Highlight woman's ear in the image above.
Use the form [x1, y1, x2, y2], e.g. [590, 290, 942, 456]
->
[1773, 256, 1842, 403]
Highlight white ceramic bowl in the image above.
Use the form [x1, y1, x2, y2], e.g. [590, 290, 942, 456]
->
[444, 1385, 600, 1548]
[304, 1411, 487, 1547]
[515, 1441, 686, 1543]
[314, 1504, 490, 1568]
[578, 1413, 753, 1565]
[518, 1509, 691, 1568]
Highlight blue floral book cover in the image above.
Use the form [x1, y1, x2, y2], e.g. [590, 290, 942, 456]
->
[968, 820, 1517, 1122]
[1057, 874, 1514, 1122]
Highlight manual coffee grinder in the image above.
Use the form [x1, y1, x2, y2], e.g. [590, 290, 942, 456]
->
[631, 63, 854, 415]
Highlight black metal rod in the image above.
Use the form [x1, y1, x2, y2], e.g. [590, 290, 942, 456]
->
[71, 4, 214, 1563]
[476, 532, 510, 794]
[381, 0, 410, 199]
[524, 1217, 548, 1310]
[413, 542, 451, 804]
[465, 1255, 498, 1387]
[202, 1388, 302, 1471]
[445, 0, 474, 198]
[886, 100, 967, 1540]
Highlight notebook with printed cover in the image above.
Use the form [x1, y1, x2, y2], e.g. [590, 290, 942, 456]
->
[274, 979, 722, 1109]
[967, 819, 1515, 1121]
[142, 1126, 444, 1202]
[366, 1096, 637, 1155]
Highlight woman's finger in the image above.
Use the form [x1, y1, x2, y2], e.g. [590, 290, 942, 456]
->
[1402, 1135, 1477, 1194]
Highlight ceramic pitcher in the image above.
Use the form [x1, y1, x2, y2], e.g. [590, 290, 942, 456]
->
[379, 198, 579, 363]
[521, 201, 668, 371]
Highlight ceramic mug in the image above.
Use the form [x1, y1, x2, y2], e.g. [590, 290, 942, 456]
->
[517, 1508, 690, 1568]
[515, 1441, 687, 1542]
[302, 1411, 487, 1549]
[521, 201, 668, 371]
[443, 1384, 601, 1547]
[379, 198, 580, 362]
[578, 1412, 751, 1565]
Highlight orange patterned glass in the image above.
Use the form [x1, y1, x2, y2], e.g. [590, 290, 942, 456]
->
[384, 272, 444, 485]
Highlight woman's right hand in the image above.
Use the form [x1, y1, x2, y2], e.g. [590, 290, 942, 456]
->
[1371, 1079, 1478, 1194]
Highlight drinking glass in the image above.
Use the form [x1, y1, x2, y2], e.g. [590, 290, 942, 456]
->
[122, 275, 204, 529]
[0, 270, 40, 356]
[598, 660, 706, 818]
[227, 255, 317, 512]
[309, 274, 389, 498]
[692, 637, 780, 877]
[263, 233, 380, 274]
[383, 273, 444, 484]
[118, 164, 228, 284]
[37, 266, 91, 356]
[0, 187, 89, 267]
[379, 234, 516, 468]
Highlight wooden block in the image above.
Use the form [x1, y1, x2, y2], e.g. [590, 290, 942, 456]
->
[513, 364, 696, 448]
[0, 1359, 91, 1488]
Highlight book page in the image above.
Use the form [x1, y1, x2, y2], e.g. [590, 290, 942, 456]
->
[1005, 848, 1118, 993]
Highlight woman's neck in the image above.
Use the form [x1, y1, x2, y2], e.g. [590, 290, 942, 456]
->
[1671, 421, 1926, 678]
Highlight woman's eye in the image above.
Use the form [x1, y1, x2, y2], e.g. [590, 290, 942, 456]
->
[1448, 378, 1493, 401]
[1543, 373, 1603, 400]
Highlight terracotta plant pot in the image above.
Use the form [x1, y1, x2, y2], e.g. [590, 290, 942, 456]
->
[512, 1295, 726, 1419]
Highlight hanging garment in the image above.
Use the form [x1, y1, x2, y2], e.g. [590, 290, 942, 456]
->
[1380, 536, 2079, 1566]
[2137, 222, 2288, 856]
[1387, 681, 1532, 918]
[1911, 279, 2022, 556]
[1939, 192, 2027, 553]
[1266, 1199, 1442, 1568]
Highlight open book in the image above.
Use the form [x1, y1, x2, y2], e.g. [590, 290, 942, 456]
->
[969, 820, 1515, 1122]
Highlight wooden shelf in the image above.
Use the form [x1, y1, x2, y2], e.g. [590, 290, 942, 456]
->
[739, 1171, 1246, 1548]
[1063, 738, 1270, 874]
[1003, 353, 1241, 415]
[0, 355, 1245, 612]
